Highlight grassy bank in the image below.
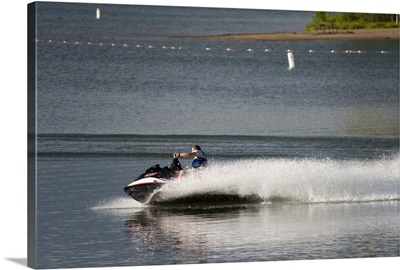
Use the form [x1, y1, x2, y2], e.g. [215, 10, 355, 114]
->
[192, 28, 399, 41]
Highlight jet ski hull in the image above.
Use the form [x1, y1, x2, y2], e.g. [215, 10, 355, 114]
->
[123, 177, 167, 204]
[123, 158, 183, 204]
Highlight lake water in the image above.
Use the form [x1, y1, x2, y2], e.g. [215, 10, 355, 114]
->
[32, 2, 399, 269]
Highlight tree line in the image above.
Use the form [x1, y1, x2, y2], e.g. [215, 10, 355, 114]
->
[305, 12, 399, 31]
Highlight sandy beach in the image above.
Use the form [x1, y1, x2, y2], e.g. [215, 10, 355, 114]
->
[192, 28, 399, 41]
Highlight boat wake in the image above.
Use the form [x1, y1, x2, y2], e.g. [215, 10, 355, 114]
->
[96, 154, 399, 209]
[153, 154, 399, 204]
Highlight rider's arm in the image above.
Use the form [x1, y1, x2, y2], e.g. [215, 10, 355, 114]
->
[176, 152, 196, 158]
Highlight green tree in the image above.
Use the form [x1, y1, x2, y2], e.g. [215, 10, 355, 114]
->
[305, 12, 399, 31]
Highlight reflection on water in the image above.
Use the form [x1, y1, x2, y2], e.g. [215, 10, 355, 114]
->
[122, 202, 399, 264]
[342, 107, 399, 137]
[124, 205, 249, 264]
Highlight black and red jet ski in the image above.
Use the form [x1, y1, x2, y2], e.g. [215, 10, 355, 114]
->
[124, 158, 263, 205]
[123, 158, 183, 204]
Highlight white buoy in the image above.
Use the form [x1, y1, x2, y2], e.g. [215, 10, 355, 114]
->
[96, 8, 101, 20]
[287, 50, 295, 71]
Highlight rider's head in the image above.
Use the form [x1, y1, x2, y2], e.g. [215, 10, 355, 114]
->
[192, 145, 201, 152]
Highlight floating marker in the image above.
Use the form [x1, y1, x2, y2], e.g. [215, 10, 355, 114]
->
[96, 8, 101, 19]
[287, 50, 295, 71]
[36, 38, 391, 57]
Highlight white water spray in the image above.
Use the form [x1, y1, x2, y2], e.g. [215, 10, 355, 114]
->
[93, 155, 399, 208]
[159, 155, 399, 203]
[91, 196, 145, 210]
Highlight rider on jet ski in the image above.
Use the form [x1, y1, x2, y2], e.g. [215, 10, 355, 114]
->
[174, 145, 208, 171]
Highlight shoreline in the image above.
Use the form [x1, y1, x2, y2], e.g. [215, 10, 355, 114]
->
[179, 28, 399, 41]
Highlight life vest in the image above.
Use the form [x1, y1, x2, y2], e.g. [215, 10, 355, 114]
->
[192, 150, 207, 168]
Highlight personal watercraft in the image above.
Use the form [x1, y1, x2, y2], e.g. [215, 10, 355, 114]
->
[123, 158, 183, 204]
[123, 157, 263, 205]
